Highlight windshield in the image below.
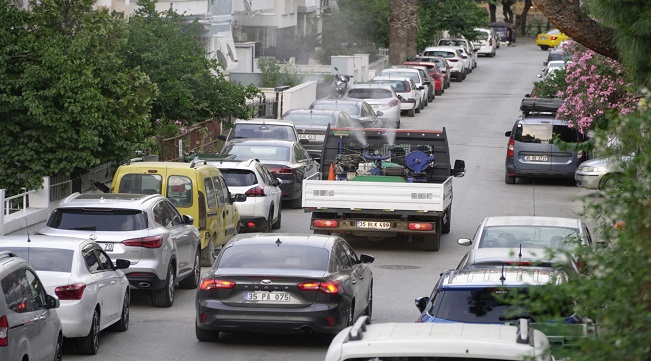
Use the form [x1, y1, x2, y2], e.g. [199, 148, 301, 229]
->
[284, 113, 336, 126]
[231, 124, 297, 141]
[219, 144, 290, 162]
[477, 226, 581, 249]
[217, 245, 329, 270]
[346, 88, 394, 99]
[46, 208, 148, 231]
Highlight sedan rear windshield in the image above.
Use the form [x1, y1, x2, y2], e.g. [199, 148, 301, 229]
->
[423, 51, 455, 59]
[515, 123, 582, 144]
[312, 103, 361, 117]
[380, 71, 419, 84]
[118, 174, 162, 194]
[0, 247, 73, 272]
[478, 226, 581, 249]
[346, 89, 394, 99]
[232, 124, 297, 141]
[372, 80, 410, 92]
[284, 113, 336, 126]
[47, 208, 148, 231]
[219, 145, 290, 162]
[217, 245, 329, 271]
[220, 169, 258, 187]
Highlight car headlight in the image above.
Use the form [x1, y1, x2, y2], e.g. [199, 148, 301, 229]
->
[580, 166, 600, 172]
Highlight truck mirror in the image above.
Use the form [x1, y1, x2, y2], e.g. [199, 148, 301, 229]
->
[452, 160, 465, 177]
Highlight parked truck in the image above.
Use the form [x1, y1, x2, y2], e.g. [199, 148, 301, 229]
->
[302, 127, 465, 251]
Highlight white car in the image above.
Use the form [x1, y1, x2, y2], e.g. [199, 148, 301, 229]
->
[370, 76, 421, 117]
[208, 159, 282, 232]
[377, 67, 428, 110]
[344, 83, 402, 128]
[537, 60, 570, 80]
[474, 27, 497, 57]
[423, 46, 467, 81]
[0, 235, 131, 355]
[438, 37, 478, 69]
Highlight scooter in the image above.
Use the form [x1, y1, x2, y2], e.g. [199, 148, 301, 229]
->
[333, 67, 353, 98]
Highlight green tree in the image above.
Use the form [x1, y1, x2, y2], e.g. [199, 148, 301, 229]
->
[0, 0, 156, 194]
[417, 0, 489, 53]
[124, 0, 259, 129]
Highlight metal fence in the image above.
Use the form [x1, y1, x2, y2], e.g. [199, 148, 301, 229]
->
[160, 118, 223, 161]
[49, 162, 117, 202]
[250, 95, 279, 119]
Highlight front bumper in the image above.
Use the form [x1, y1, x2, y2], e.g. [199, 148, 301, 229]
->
[574, 172, 601, 190]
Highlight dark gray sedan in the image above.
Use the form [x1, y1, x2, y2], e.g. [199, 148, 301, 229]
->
[195, 233, 374, 341]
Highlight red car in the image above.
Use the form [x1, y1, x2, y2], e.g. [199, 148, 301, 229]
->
[412, 56, 453, 90]
[403, 61, 445, 95]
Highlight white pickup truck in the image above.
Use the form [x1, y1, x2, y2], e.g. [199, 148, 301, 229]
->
[302, 127, 465, 251]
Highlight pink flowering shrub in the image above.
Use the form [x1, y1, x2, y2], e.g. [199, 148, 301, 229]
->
[558, 43, 637, 134]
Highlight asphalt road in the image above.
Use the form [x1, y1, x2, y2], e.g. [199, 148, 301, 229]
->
[64, 40, 586, 360]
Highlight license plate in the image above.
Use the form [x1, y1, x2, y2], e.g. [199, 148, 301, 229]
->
[100, 243, 114, 251]
[523, 155, 549, 162]
[244, 292, 290, 302]
[539, 36, 547, 40]
[356, 221, 391, 229]
[298, 134, 316, 140]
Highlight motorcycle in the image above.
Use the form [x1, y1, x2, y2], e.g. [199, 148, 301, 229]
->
[333, 67, 353, 98]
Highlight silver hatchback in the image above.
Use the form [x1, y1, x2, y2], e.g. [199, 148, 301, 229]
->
[37, 193, 201, 307]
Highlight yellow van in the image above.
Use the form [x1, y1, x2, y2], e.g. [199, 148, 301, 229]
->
[111, 160, 245, 266]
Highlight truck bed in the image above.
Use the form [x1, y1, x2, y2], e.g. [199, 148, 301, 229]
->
[302, 178, 452, 212]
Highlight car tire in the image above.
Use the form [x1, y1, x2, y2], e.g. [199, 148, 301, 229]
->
[200, 234, 216, 267]
[364, 282, 373, 320]
[109, 290, 129, 332]
[152, 264, 175, 308]
[179, 248, 201, 289]
[428, 94, 434, 102]
[423, 218, 441, 251]
[540, 45, 550, 50]
[442, 207, 452, 234]
[77, 309, 100, 355]
[600, 174, 622, 191]
[290, 193, 302, 209]
[346, 305, 355, 327]
[54, 332, 63, 361]
[415, 105, 421, 113]
[196, 321, 219, 342]
[505, 173, 516, 184]
[272, 206, 282, 230]
[264, 209, 273, 232]
[408, 108, 415, 117]
[435, 89, 443, 96]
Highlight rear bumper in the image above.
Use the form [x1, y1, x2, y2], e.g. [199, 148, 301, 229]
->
[505, 161, 576, 179]
[239, 215, 269, 232]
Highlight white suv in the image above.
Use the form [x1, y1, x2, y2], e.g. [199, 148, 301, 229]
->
[206, 159, 282, 232]
[325, 316, 552, 361]
[423, 46, 468, 81]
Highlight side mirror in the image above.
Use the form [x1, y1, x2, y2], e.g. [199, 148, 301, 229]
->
[360, 254, 375, 264]
[505, 131, 512, 137]
[543, 61, 548, 66]
[461, 55, 468, 59]
[524, 94, 531, 98]
[415, 296, 429, 313]
[217, 134, 226, 141]
[452, 159, 465, 177]
[115, 259, 131, 270]
[272, 178, 282, 186]
[536, 74, 543, 78]
[231, 193, 247, 203]
[299, 138, 309, 145]
[45, 294, 60, 309]
[375, 111, 384, 116]
[457, 238, 472, 246]
[183, 214, 195, 225]
[418, 86, 425, 90]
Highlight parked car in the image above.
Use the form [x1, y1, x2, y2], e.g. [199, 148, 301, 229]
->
[110, 161, 245, 266]
[206, 159, 282, 233]
[505, 98, 589, 184]
[456, 247, 581, 276]
[488, 21, 511, 44]
[575, 154, 632, 191]
[438, 37, 478, 69]
[413, 55, 452, 88]
[370, 76, 420, 117]
[37, 193, 202, 307]
[283, 108, 363, 156]
[216, 139, 321, 208]
[536, 29, 570, 50]
[456, 216, 595, 250]
[0, 236, 131, 355]
[309, 99, 385, 128]
[474, 27, 497, 57]
[537, 60, 569, 80]
[390, 65, 435, 102]
[402, 62, 444, 96]
[378, 67, 429, 108]
[325, 317, 552, 361]
[341, 84, 402, 128]
[543, 48, 569, 66]
[0, 250, 62, 361]
[219, 118, 303, 144]
[195, 233, 374, 340]
[422, 46, 467, 81]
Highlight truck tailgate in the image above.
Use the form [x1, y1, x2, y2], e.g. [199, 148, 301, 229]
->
[302, 179, 452, 212]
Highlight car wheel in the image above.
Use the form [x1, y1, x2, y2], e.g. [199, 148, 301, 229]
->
[540, 45, 550, 50]
[265, 209, 273, 232]
[179, 248, 201, 289]
[53, 332, 63, 361]
[290, 193, 302, 209]
[200, 234, 216, 267]
[442, 207, 452, 234]
[462, 72, 467, 80]
[600, 174, 622, 192]
[408, 108, 415, 117]
[364, 282, 373, 320]
[435, 89, 442, 96]
[346, 305, 355, 327]
[196, 321, 219, 342]
[428, 93, 434, 102]
[505, 173, 516, 184]
[109, 290, 129, 332]
[152, 264, 175, 307]
[77, 309, 100, 355]
[415, 104, 421, 113]
[272, 206, 282, 229]
[423, 218, 441, 251]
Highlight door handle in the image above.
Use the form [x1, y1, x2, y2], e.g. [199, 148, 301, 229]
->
[111, 280, 117, 285]
[98, 283, 104, 289]
[351, 280, 357, 284]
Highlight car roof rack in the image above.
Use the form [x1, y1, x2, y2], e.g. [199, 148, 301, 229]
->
[516, 318, 534, 346]
[0, 251, 18, 260]
[344, 316, 371, 342]
[520, 98, 563, 115]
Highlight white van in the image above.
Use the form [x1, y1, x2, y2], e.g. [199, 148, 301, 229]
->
[474, 27, 497, 57]
[324, 316, 552, 361]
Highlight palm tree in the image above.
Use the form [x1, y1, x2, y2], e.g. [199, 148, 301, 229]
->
[389, 0, 418, 65]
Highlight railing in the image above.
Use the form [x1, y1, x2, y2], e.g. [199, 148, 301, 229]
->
[3, 188, 29, 216]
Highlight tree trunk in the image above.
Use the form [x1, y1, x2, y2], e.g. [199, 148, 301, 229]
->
[518, 0, 532, 36]
[534, 0, 618, 60]
[502, 0, 514, 23]
[489, 4, 496, 23]
[389, 0, 418, 65]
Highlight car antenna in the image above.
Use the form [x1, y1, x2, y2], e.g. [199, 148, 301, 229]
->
[275, 238, 282, 247]
[518, 244, 522, 258]
[500, 263, 506, 283]
[532, 179, 536, 216]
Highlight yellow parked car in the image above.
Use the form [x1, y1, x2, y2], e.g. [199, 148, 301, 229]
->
[111, 160, 246, 266]
[536, 29, 569, 50]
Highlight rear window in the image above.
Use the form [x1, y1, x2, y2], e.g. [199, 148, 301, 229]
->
[219, 144, 290, 162]
[312, 103, 361, 117]
[46, 208, 148, 231]
[514, 123, 581, 144]
[284, 113, 337, 126]
[0, 247, 73, 272]
[118, 174, 162, 194]
[372, 79, 410, 92]
[217, 244, 329, 270]
[478, 226, 580, 249]
[220, 169, 258, 187]
[346, 89, 393, 99]
[438, 39, 466, 47]
[231, 124, 297, 141]
[423, 51, 454, 59]
[380, 71, 419, 84]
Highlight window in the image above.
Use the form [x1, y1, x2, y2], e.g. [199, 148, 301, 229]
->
[335, 243, 353, 270]
[204, 178, 217, 209]
[217, 245, 329, 271]
[96, 250, 114, 270]
[24, 270, 46, 310]
[118, 174, 162, 194]
[216, 177, 231, 205]
[84, 247, 101, 273]
[153, 201, 175, 228]
[221, 169, 258, 187]
[514, 123, 552, 144]
[163, 201, 183, 227]
[0, 248, 74, 273]
[213, 176, 226, 207]
[167, 175, 193, 208]
[47, 208, 147, 231]
[346, 89, 393, 100]
[2, 269, 30, 313]
[340, 241, 359, 266]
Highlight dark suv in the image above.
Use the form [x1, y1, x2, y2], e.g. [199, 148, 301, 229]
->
[505, 99, 589, 184]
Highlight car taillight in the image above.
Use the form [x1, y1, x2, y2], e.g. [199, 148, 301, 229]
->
[55, 283, 86, 300]
[489, 37, 493, 46]
[550, 36, 558, 40]
[577, 259, 587, 273]
[298, 281, 340, 294]
[389, 99, 400, 107]
[200, 279, 235, 290]
[0, 315, 7, 347]
[245, 186, 266, 197]
[270, 167, 296, 175]
[507, 138, 515, 158]
[313, 219, 338, 228]
[123, 236, 163, 248]
[408, 223, 433, 231]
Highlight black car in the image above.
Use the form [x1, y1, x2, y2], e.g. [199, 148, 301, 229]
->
[216, 139, 321, 208]
[195, 233, 374, 341]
